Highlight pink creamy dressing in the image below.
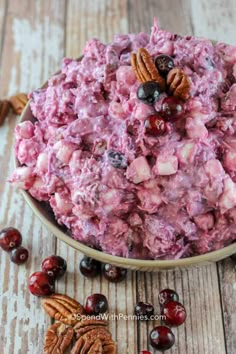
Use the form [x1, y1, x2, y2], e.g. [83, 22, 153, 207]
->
[11, 20, 236, 259]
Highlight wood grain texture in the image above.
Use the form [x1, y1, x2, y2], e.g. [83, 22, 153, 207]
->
[0, 1, 66, 354]
[0, 0, 236, 354]
[218, 259, 236, 354]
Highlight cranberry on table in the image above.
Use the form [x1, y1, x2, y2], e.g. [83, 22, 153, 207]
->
[134, 301, 154, 320]
[161, 96, 184, 122]
[28, 271, 55, 297]
[162, 300, 186, 327]
[149, 325, 175, 351]
[10, 246, 29, 265]
[85, 293, 108, 315]
[80, 256, 101, 278]
[144, 115, 167, 136]
[0, 227, 22, 252]
[42, 255, 67, 279]
[137, 81, 162, 106]
[155, 54, 174, 76]
[139, 351, 151, 354]
[102, 264, 127, 283]
[158, 288, 179, 306]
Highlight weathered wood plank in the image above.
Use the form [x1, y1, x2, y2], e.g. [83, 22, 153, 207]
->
[218, 259, 236, 354]
[128, 0, 194, 36]
[136, 265, 226, 354]
[0, 0, 7, 62]
[190, 0, 236, 44]
[66, 0, 129, 58]
[191, 1, 236, 354]
[0, 1, 66, 353]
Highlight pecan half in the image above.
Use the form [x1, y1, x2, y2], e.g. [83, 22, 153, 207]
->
[8, 93, 28, 115]
[131, 48, 166, 91]
[74, 319, 108, 338]
[167, 67, 191, 100]
[44, 322, 74, 354]
[71, 327, 115, 354]
[42, 294, 85, 325]
[0, 100, 11, 125]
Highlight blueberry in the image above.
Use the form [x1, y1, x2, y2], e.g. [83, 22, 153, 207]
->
[155, 55, 174, 76]
[107, 150, 127, 169]
[137, 81, 162, 106]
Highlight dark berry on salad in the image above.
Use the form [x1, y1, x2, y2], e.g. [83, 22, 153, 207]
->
[137, 81, 162, 105]
[144, 115, 167, 136]
[107, 150, 127, 169]
[161, 96, 184, 122]
[155, 54, 174, 76]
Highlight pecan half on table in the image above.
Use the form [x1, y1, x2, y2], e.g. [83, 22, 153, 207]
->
[42, 293, 116, 354]
[9, 93, 28, 115]
[0, 100, 11, 125]
[42, 293, 85, 326]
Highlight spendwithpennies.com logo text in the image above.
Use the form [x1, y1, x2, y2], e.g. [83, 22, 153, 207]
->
[72, 313, 166, 321]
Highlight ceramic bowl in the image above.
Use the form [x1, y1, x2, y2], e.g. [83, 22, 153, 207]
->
[14, 62, 236, 271]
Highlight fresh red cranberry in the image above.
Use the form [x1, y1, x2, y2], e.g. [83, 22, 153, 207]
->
[134, 301, 154, 320]
[149, 326, 175, 351]
[85, 294, 108, 315]
[80, 256, 101, 278]
[155, 55, 174, 76]
[0, 227, 22, 252]
[137, 81, 162, 105]
[159, 289, 179, 306]
[144, 115, 167, 136]
[28, 271, 55, 297]
[162, 300, 186, 327]
[10, 246, 29, 264]
[161, 96, 184, 122]
[139, 351, 151, 354]
[102, 264, 127, 283]
[42, 255, 67, 279]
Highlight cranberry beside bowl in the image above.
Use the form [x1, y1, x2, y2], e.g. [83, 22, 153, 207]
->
[12, 23, 236, 271]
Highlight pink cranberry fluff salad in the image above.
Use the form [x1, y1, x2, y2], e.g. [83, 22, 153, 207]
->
[10, 20, 236, 260]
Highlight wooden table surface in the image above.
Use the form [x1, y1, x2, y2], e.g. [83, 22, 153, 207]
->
[0, 1, 236, 353]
